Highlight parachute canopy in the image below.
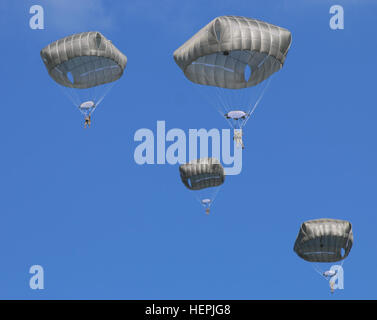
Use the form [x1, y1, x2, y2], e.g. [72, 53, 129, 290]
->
[225, 110, 249, 120]
[173, 16, 292, 89]
[79, 100, 95, 110]
[40, 31, 127, 89]
[294, 219, 353, 263]
[78, 100, 96, 117]
[179, 158, 225, 191]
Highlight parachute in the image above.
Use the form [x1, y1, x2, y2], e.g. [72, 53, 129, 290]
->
[174, 16, 292, 147]
[294, 218, 353, 263]
[41, 31, 127, 126]
[294, 218, 353, 293]
[179, 158, 225, 215]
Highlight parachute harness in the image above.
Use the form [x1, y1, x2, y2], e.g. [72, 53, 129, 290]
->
[233, 130, 244, 149]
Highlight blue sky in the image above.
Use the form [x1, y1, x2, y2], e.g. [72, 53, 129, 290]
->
[0, 0, 377, 299]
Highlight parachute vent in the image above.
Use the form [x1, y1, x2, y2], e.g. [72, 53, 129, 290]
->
[66, 72, 74, 84]
[244, 64, 252, 82]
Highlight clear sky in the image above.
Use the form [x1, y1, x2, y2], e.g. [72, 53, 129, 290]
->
[0, 0, 376, 299]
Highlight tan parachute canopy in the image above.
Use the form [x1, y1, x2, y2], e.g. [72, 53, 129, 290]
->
[40, 31, 127, 89]
[173, 15, 292, 89]
[179, 158, 225, 190]
[294, 219, 353, 263]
